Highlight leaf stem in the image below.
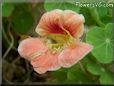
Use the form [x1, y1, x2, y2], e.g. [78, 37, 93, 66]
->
[2, 25, 16, 50]
[3, 28, 14, 59]
[79, 61, 86, 74]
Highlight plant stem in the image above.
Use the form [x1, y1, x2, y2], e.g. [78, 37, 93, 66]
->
[79, 61, 86, 74]
[3, 28, 14, 59]
[2, 26, 16, 50]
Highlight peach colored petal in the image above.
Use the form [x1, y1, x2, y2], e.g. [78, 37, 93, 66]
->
[47, 52, 61, 71]
[36, 9, 85, 38]
[30, 53, 46, 68]
[62, 10, 85, 38]
[33, 67, 48, 74]
[18, 38, 48, 61]
[31, 51, 61, 74]
[58, 42, 93, 68]
[36, 9, 64, 36]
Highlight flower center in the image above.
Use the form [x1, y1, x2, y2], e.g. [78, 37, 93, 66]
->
[44, 33, 77, 53]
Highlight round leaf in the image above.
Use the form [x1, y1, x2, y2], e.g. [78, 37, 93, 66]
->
[97, 7, 108, 18]
[52, 69, 67, 82]
[67, 69, 94, 84]
[80, 7, 95, 25]
[86, 62, 105, 75]
[100, 71, 114, 85]
[2, 3, 14, 17]
[86, 23, 114, 63]
[12, 11, 34, 34]
[101, 16, 112, 24]
[44, 0, 80, 12]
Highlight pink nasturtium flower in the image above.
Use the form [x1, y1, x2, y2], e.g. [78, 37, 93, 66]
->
[18, 9, 93, 74]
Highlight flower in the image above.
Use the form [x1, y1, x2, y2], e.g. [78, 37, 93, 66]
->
[18, 9, 93, 74]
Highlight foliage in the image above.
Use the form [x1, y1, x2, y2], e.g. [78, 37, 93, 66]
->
[2, 1, 114, 85]
[86, 23, 113, 63]
[2, 3, 14, 17]
[44, 0, 80, 12]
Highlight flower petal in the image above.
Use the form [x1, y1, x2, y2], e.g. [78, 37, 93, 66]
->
[47, 52, 61, 71]
[62, 10, 85, 38]
[36, 9, 85, 38]
[58, 42, 93, 68]
[33, 67, 48, 74]
[18, 38, 48, 61]
[31, 51, 61, 74]
[36, 9, 64, 36]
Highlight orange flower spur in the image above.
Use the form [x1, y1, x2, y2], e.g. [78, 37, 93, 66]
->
[18, 9, 93, 74]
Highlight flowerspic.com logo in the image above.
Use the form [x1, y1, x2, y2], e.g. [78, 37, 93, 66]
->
[75, 2, 113, 7]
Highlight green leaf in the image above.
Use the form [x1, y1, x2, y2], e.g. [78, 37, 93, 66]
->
[44, 0, 80, 12]
[89, 8, 105, 27]
[100, 71, 114, 85]
[12, 11, 34, 34]
[80, 7, 95, 25]
[52, 68, 68, 82]
[67, 68, 94, 84]
[97, 7, 112, 24]
[101, 16, 112, 24]
[86, 62, 105, 75]
[86, 23, 114, 63]
[2, 3, 14, 17]
[97, 7, 108, 18]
